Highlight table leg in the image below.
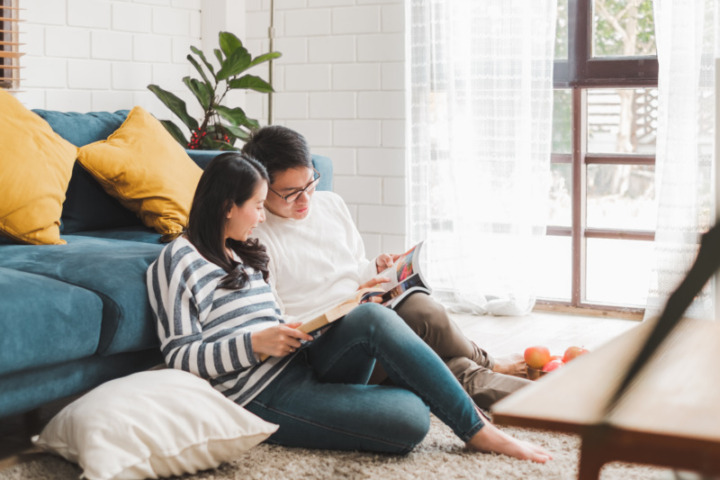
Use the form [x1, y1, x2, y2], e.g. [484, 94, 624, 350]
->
[577, 437, 607, 480]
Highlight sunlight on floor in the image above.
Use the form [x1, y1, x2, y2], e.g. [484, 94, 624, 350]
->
[452, 310, 640, 358]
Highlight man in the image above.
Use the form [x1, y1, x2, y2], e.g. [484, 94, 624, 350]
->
[244, 125, 530, 409]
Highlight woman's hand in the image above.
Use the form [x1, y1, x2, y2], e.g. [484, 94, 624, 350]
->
[251, 323, 314, 358]
[376, 253, 401, 274]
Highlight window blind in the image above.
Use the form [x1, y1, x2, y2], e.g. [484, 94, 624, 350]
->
[0, 0, 22, 90]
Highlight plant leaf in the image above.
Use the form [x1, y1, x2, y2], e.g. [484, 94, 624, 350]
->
[222, 123, 252, 141]
[159, 119, 189, 146]
[190, 46, 215, 77]
[147, 84, 199, 131]
[187, 53, 212, 86]
[201, 133, 239, 151]
[216, 47, 252, 80]
[214, 48, 224, 65]
[219, 31, 243, 57]
[228, 74, 274, 93]
[248, 51, 282, 68]
[182, 76, 213, 111]
[215, 104, 259, 128]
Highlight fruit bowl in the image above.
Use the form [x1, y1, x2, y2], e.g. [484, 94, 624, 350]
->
[526, 366, 546, 380]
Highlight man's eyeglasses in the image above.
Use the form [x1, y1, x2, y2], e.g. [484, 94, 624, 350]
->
[268, 168, 322, 204]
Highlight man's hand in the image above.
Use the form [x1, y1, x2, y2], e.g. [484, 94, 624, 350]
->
[376, 253, 401, 273]
[251, 323, 314, 358]
[358, 276, 391, 303]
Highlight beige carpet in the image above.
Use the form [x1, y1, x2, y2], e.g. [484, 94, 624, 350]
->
[0, 416, 670, 480]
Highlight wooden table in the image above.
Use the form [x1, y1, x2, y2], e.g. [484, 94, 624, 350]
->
[491, 317, 720, 479]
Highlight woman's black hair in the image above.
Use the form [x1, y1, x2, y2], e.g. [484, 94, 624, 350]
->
[241, 125, 313, 183]
[186, 152, 270, 290]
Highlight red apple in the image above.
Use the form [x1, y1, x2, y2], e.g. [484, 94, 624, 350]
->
[562, 346, 589, 363]
[541, 359, 564, 372]
[524, 346, 551, 369]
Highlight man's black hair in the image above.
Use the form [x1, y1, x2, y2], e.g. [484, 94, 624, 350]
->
[242, 125, 313, 183]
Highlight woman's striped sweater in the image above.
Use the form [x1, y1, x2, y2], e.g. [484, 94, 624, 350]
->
[146, 236, 295, 406]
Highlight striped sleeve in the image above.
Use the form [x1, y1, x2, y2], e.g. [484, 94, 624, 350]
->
[147, 241, 260, 380]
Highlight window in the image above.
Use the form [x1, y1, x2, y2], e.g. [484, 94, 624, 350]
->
[540, 0, 658, 313]
[0, 0, 21, 90]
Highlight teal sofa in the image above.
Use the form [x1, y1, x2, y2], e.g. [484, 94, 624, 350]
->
[0, 110, 333, 419]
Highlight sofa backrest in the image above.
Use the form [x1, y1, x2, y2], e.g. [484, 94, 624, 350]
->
[31, 109, 334, 236]
[33, 110, 142, 234]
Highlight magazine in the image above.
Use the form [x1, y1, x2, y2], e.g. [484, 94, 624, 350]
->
[372, 240, 431, 309]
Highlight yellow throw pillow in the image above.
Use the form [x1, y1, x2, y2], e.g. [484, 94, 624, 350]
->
[77, 106, 202, 238]
[0, 90, 78, 245]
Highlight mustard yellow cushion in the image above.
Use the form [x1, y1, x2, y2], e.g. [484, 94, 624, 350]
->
[0, 90, 78, 245]
[77, 106, 202, 238]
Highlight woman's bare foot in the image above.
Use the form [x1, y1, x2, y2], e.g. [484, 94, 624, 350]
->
[467, 421, 553, 463]
[492, 353, 528, 378]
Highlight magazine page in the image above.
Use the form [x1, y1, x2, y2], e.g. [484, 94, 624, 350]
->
[376, 241, 431, 307]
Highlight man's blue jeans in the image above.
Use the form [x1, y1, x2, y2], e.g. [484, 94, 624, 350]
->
[245, 303, 485, 454]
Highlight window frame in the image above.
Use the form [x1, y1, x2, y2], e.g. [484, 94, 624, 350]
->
[0, 0, 22, 90]
[540, 0, 659, 316]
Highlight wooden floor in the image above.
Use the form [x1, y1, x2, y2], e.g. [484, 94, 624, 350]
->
[0, 311, 639, 471]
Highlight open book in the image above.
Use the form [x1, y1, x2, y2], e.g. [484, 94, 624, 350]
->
[258, 287, 381, 361]
[294, 287, 382, 335]
[373, 241, 431, 309]
[258, 241, 431, 361]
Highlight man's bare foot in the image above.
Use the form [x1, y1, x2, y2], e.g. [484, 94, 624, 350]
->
[467, 422, 552, 463]
[492, 353, 528, 378]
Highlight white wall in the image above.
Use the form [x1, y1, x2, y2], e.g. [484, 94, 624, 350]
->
[15, 0, 407, 257]
[243, 0, 407, 257]
[16, 0, 209, 117]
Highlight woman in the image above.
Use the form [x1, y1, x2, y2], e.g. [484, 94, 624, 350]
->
[146, 152, 551, 462]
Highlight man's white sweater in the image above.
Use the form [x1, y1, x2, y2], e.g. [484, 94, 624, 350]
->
[252, 191, 378, 322]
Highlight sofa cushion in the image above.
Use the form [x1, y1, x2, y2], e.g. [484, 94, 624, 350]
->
[78, 226, 163, 244]
[31, 109, 130, 149]
[0, 349, 162, 419]
[77, 106, 203, 240]
[0, 91, 78, 245]
[0, 267, 103, 376]
[32, 109, 144, 235]
[0, 236, 163, 356]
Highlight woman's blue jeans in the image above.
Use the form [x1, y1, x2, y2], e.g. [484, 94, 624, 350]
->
[244, 303, 485, 454]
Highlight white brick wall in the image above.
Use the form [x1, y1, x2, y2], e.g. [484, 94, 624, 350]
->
[246, 0, 407, 257]
[18, 0, 202, 117]
[16, 0, 408, 257]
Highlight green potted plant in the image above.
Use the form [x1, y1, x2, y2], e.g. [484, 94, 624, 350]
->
[148, 31, 280, 151]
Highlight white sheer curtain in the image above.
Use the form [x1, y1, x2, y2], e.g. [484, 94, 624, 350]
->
[407, 0, 557, 315]
[645, 0, 716, 320]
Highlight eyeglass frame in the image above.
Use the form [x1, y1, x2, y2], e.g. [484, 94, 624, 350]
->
[268, 167, 322, 204]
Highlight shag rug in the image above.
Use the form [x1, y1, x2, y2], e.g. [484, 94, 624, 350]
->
[0, 416, 669, 480]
